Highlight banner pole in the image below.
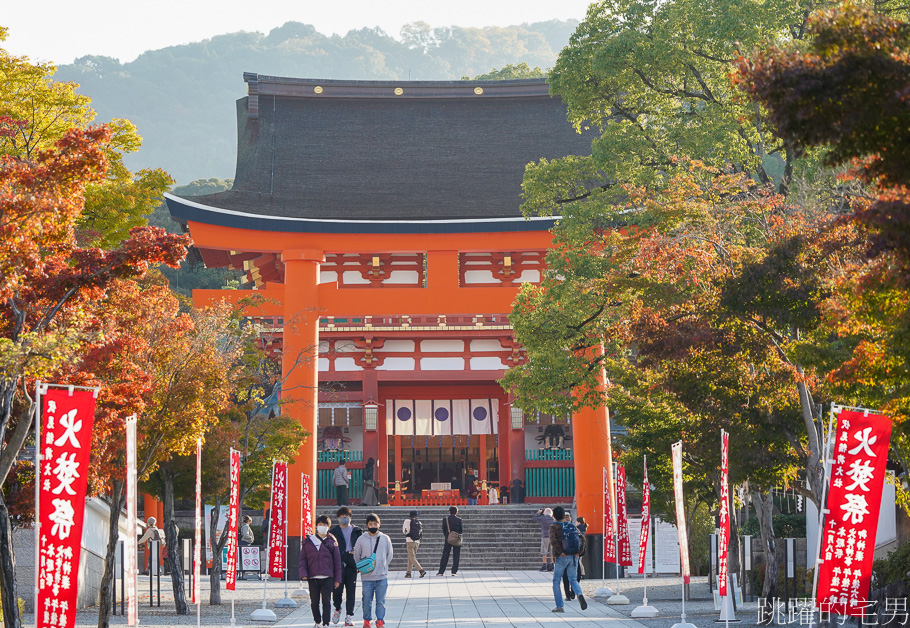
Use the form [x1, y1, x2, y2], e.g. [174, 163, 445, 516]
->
[293, 473, 307, 598]
[33, 381, 42, 622]
[252, 462, 278, 621]
[195, 438, 202, 628]
[809, 404, 838, 628]
[602, 466, 606, 592]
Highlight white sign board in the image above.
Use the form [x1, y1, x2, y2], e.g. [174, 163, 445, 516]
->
[241, 546, 261, 572]
[430, 483, 452, 491]
[626, 516, 654, 575]
[654, 517, 681, 574]
[204, 505, 229, 564]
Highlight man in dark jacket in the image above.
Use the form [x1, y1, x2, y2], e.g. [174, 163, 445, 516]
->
[328, 506, 362, 626]
[548, 506, 587, 613]
[299, 514, 343, 627]
[437, 506, 463, 576]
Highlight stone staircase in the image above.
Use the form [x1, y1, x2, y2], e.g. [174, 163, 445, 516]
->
[335, 505, 548, 572]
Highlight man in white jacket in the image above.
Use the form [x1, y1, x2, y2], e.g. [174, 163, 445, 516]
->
[353, 514, 393, 628]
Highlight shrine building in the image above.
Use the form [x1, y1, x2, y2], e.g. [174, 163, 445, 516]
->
[164, 73, 614, 536]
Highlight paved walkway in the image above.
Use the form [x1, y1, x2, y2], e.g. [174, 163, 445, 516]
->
[279, 571, 649, 628]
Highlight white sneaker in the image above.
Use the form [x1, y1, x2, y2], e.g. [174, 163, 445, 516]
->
[315, 623, 322, 628]
[332, 610, 341, 624]
[344, 616, 354, 626]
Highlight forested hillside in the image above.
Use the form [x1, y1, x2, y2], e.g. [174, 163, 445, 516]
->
[55, 20, 576, 184]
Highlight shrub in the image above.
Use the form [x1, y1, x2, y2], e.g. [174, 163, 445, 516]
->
[739, 514, 806, 538]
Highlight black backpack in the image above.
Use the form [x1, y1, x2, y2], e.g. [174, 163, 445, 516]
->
[407, 519, 422, 541]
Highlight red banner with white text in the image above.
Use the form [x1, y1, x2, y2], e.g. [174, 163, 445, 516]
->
[603, 466, 616, 563]
[267, 461, 288, 578]
[225, 449, 240, 591]
[616, 465, 632, 566]
[638, 457, 651, 574]
[671, 441, 691, 584]
[37, 387, 97, 628]
[719, 430, 730, 596]
[816, 410, 892, 616]
[301, 473, 312, 537]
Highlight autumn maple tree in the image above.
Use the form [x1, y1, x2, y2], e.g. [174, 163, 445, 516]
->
[735, 1, 910, 511]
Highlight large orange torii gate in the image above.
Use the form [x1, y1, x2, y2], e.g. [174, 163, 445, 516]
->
[187, 220, 615, 536]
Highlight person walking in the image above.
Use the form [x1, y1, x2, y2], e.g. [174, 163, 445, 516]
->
[561, 511, 578, 600]
[436, 506, 462, 576]
[361, 458, 379, 506]
[299, 514, 343, 628]
[532, 508, 555, 572]
[466, 480, 479, 506]
[138, 517, 163, 575]
[549, 506, 587, 613]
[329, 506, 362, 626]
[353, 514, 393, 628]
[333, 462, 350, 506]
[402, 510, 426, 578]
[239, 515, 255, 547]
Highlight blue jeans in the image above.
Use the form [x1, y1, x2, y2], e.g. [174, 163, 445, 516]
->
[467, 498, 477, 505]
[552, 555, 582, 608]
[361, 578, 387, 621]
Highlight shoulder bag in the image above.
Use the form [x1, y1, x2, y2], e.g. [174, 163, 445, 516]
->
[445, 517, 463, 547]
[355, 535, 381, 575]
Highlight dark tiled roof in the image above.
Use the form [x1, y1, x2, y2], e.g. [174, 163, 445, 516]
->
[177, 75, 592, 222]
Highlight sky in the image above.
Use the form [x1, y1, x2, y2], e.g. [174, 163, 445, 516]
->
[3, 0, 594, 66]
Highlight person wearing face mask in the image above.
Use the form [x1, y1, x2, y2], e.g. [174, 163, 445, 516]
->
[299, 514, 343, 628]
[328, 506, 362, 626]
[352, 514, 393, 628]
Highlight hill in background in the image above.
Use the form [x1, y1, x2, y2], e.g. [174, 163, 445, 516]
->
[56, 20, 576, 185]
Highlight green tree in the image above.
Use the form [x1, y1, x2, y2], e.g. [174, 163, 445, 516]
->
[464, 63, 546, 80]
[0, 30, 171, 248]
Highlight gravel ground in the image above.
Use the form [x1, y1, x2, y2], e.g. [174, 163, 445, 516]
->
[584, 575, 764, 628]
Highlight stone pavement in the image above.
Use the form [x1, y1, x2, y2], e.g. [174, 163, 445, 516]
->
[279, 571, 650, 628]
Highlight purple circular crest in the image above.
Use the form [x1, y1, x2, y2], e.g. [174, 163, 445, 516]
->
[397, 407, 412, 421]
[435, 407, 449, 422]
[472, 406, 488, 421]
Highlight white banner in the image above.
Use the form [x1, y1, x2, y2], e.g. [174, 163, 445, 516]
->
[469, 399, 498, 434]
[193, 439, 202, 604]
[389, 399, 498, 435]
[389, 400, 414, 436]
[415, 400, 433, 436]
[125, 415, 138, 626]
[453, 399, 470, 434]
[671, 441, 691, 583]
[432, 400, 453, 436]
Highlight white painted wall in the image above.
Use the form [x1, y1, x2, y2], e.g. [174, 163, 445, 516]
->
[377, 357, 416, 370]
[420, 357, 465, 370]
[420, 339, 464, 352]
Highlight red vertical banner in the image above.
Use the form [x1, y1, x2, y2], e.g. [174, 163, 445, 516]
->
[193, 439, 202, 605]
[816, 410, 892, 616]
[602, 466, 616, 563]
[671, 441, 691, 584]
[225, 449, 240, 591]
[718, 430, 730, 596]
[37, 388, 96, 628]
[268, 461, 288, 578]
[615, 465, 632, 566]
[301, 473, 312, 538]
[638, 457, 651, 574]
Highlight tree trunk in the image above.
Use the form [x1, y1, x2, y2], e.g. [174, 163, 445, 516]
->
[754, 489, 778, 609]
[96, 480, 125, 628]
[0, 491, 21, 628]
[796, 374, 825, 510]
[161, 465, 189, 614]
[208, 500, 228, 606]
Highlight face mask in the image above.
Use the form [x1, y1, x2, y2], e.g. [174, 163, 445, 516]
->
[368, 527, 379, 534]
[316, 525, 329, 535]
[339, 517, 351, 526]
